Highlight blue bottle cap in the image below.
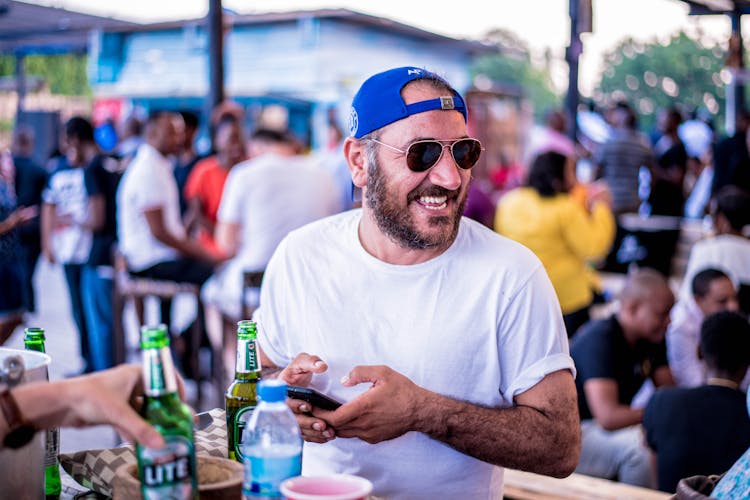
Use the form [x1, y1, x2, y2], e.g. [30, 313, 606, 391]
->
[258, 379, 287, 403]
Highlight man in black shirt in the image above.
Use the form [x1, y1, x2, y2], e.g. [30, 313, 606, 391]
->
[571, 268, 675, 487]
[81, 153, 123, 371]
[644, 311, 750, 492]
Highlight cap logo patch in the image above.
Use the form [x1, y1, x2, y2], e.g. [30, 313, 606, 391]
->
[440, 96, 455, 110]
[348, 106, 359, 136]
[408, 68, 423, 75]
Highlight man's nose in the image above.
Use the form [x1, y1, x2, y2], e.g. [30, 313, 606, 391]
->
[427, 145, 462, 191]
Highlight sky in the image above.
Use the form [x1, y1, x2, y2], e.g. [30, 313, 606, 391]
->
[28, 0, 736, 95]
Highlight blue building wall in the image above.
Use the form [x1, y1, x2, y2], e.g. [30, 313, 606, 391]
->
[89, 12, 485, 150]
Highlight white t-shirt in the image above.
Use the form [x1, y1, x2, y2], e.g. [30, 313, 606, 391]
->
[679, 234, 750, 302]
[667, 297, 750, 390]
[256, 211, 574, 500]
[42, 165, 92, 264]
[116, 144, 185, 271]
[202, 153, 342, 318]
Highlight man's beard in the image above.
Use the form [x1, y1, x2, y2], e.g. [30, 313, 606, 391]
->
[364, 157, 466, 250]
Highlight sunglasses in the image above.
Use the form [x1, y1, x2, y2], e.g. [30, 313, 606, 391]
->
[368, 138, 483, 172]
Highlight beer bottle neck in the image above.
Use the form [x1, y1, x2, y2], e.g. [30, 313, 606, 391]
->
[234, 337, 261, 380]
[142, 347, 179, 396]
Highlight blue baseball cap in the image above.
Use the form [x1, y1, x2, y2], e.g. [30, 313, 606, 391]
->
[348, 66, 468, 139]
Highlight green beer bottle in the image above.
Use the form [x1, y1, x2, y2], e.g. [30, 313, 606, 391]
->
[225, 320, 262, 461]
[136, 325, 198, 499]
[24, 327, 61, 500]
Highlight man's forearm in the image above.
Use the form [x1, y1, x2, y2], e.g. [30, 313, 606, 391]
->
[413, 387, 580, 477]
[596, 405, 643, 431]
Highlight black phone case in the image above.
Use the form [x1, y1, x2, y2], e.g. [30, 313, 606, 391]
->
[286, 386, 342, 411]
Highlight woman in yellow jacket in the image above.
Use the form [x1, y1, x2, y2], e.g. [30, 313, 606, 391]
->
[495, 151, 615, 337]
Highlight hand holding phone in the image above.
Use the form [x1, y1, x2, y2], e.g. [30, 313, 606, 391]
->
[286, 385, 342, 411]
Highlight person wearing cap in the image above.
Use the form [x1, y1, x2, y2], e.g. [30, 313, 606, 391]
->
[255, 67, 580, 499]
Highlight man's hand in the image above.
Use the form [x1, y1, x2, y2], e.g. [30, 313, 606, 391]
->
[277, 353, 334, 444]
[321, 365, 422, 444]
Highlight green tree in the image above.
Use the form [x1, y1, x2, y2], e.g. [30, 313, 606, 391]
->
[470, 28, 561, 120]
[596, 32, 726, 133]
[0, 53, 90, 95]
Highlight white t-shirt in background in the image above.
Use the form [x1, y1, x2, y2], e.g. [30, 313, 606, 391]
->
[42, 165, 92, 264]
[202, 153, 342, 318]
[256, 211, 574, 500]
[679, 234, 750, 302]
[116, 144, 185, 271]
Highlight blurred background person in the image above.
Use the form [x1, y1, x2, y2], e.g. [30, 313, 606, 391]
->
[116, 111, 223, 371]
[667, 268, 741, 389]
[0, 150, 37, 343]
[712, 109, 750, 197]
[462, 177, 496, 229]
[650, 106, 687, 217]
[645, 310, 750, 493]
[183, 113, 246, 254]
[570, 268, 675, 488]
[524, 108, 577, 166]
[202, 128, 342, 377]
[10, 125, 47, 315]
[40, 116, 97, 374]
[495, 151, 615, 337]
[81, 149, 124, 372]
[173, 109, 202, 217]
[679, 186, 750, 315]
[114, 112, 144, 161]
[593, 103, 654, 216]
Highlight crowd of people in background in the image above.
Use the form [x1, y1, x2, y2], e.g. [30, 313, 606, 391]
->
[0, 91, 750, 494]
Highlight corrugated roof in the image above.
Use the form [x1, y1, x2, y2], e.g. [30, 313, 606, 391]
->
[0, 0, 136, 54]
[0, 3, 497, 56]
[105, 8, 498, 55]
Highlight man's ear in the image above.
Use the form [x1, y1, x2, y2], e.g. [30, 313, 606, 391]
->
[343, 137, 368, 188]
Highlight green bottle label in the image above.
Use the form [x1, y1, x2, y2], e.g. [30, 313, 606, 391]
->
[232, 405, 254, 461]
[246, 340, 258, 372]
[237, 339, 260, 373]
[139, 436, 196, 499]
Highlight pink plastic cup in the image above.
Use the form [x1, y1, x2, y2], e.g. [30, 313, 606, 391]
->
[280, 474, 373, 500]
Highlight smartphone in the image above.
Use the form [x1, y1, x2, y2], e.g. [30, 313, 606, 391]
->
[286, 385, 342, 411]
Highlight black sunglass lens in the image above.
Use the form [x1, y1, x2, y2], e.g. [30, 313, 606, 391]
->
[407, 142, 443, 172]
[452, 139, 481, 169]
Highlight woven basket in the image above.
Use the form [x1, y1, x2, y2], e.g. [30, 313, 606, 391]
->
[113, 455, 243, 500]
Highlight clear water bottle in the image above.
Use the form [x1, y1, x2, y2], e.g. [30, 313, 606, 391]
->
[242, 379, 302, 499]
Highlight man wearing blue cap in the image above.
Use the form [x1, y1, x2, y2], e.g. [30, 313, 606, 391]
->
[255, 67, 580, 499]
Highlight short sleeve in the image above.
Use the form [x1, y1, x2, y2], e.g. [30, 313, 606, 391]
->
[496, 265, 576, 401]
[217, 167, 244, 225]
[572, 323, 617, 382]
[130, 159, 168, 212]
[84, 159, 104, 196]
[41, 170, 58, 205]
[184, 159, 209, 201]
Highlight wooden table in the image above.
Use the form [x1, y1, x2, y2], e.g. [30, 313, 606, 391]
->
[503, 469, 672, 500]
